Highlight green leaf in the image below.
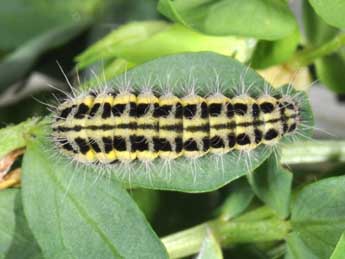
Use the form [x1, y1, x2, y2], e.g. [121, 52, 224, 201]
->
[308, 0, 345, 29]
[56, 52, 313, 192]
[0, 23, 88, 93]
[219, 178, 254, 220]
[0, 117, 40, 159]
[330, 232, 345, 259]
[291, 176, 345, 258]
[22, 138, 168, 259]
[285, 232, 319, 259]
[0, 189, 42, 259]
[157, 0, 298, 40]
[196, 228, 223, 259]
[0, 0, 103, 50]
[247, 155, 292, 218]
[251, 28, 300, 69]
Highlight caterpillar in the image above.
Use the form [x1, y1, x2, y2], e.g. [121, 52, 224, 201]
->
[52, 88, 300, 165]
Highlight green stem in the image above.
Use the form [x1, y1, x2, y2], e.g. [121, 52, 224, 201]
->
[281, 141, 345, 164]
[161, 217, 291, 259]
[161, 224, 207, 259]
[289, 33, 345, 67]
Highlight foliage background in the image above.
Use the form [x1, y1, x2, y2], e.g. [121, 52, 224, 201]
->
[0, 0, 345, 259]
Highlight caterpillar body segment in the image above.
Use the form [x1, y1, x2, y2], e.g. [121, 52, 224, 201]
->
[52, 90, 300, 164]
[157, 94, 183, 160]
[181, 94, 209, 159]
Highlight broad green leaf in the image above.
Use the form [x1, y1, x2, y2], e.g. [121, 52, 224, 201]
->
[53, 52, 313, 192]
[22, 138, 168, 259]
[330, 232, 345, 259]
[196, 228, 223, 259]
[0, 117, 40, 159]
[0, 0, 103, 50]
[0, 189, 42, 259]
[291, 176, 345, 258]
[247, 155, 292, 218]
[76, 21, 255, 74]
[251, 28, 300, 69]
[158, 0, 298, 40]
[0, 23, 88, 93]
[219, 178, 254, 220]
[285, 232, 319, 259]
[308, 0, 345, 29]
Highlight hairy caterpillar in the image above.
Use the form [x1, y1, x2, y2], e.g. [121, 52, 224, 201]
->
[52, 89, 299, 165]
[45, 53, 312, 192]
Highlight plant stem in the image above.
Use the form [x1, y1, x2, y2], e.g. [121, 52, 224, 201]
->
[161, 217, 291, 259]
[289, 33, 345, 68]
[281, 141, 345, 164]
[161, 224, 207, 259]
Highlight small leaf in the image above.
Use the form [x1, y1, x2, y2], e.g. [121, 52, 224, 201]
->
[0, 189, 42, 259]
[196, 228, 223, 259]
[247, 155, 292, 218]
[158, 0, 298, 40]
[219, 178, 254, 220]
[330, 232, 345, 259]
[22, 137, 168, 259]
[291, 176, 345, 258]
[251, 28, 300, 69]
[308, 0, 345, 29]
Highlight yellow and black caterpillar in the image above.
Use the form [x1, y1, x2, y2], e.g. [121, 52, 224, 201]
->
[52, 90, 300, 165]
